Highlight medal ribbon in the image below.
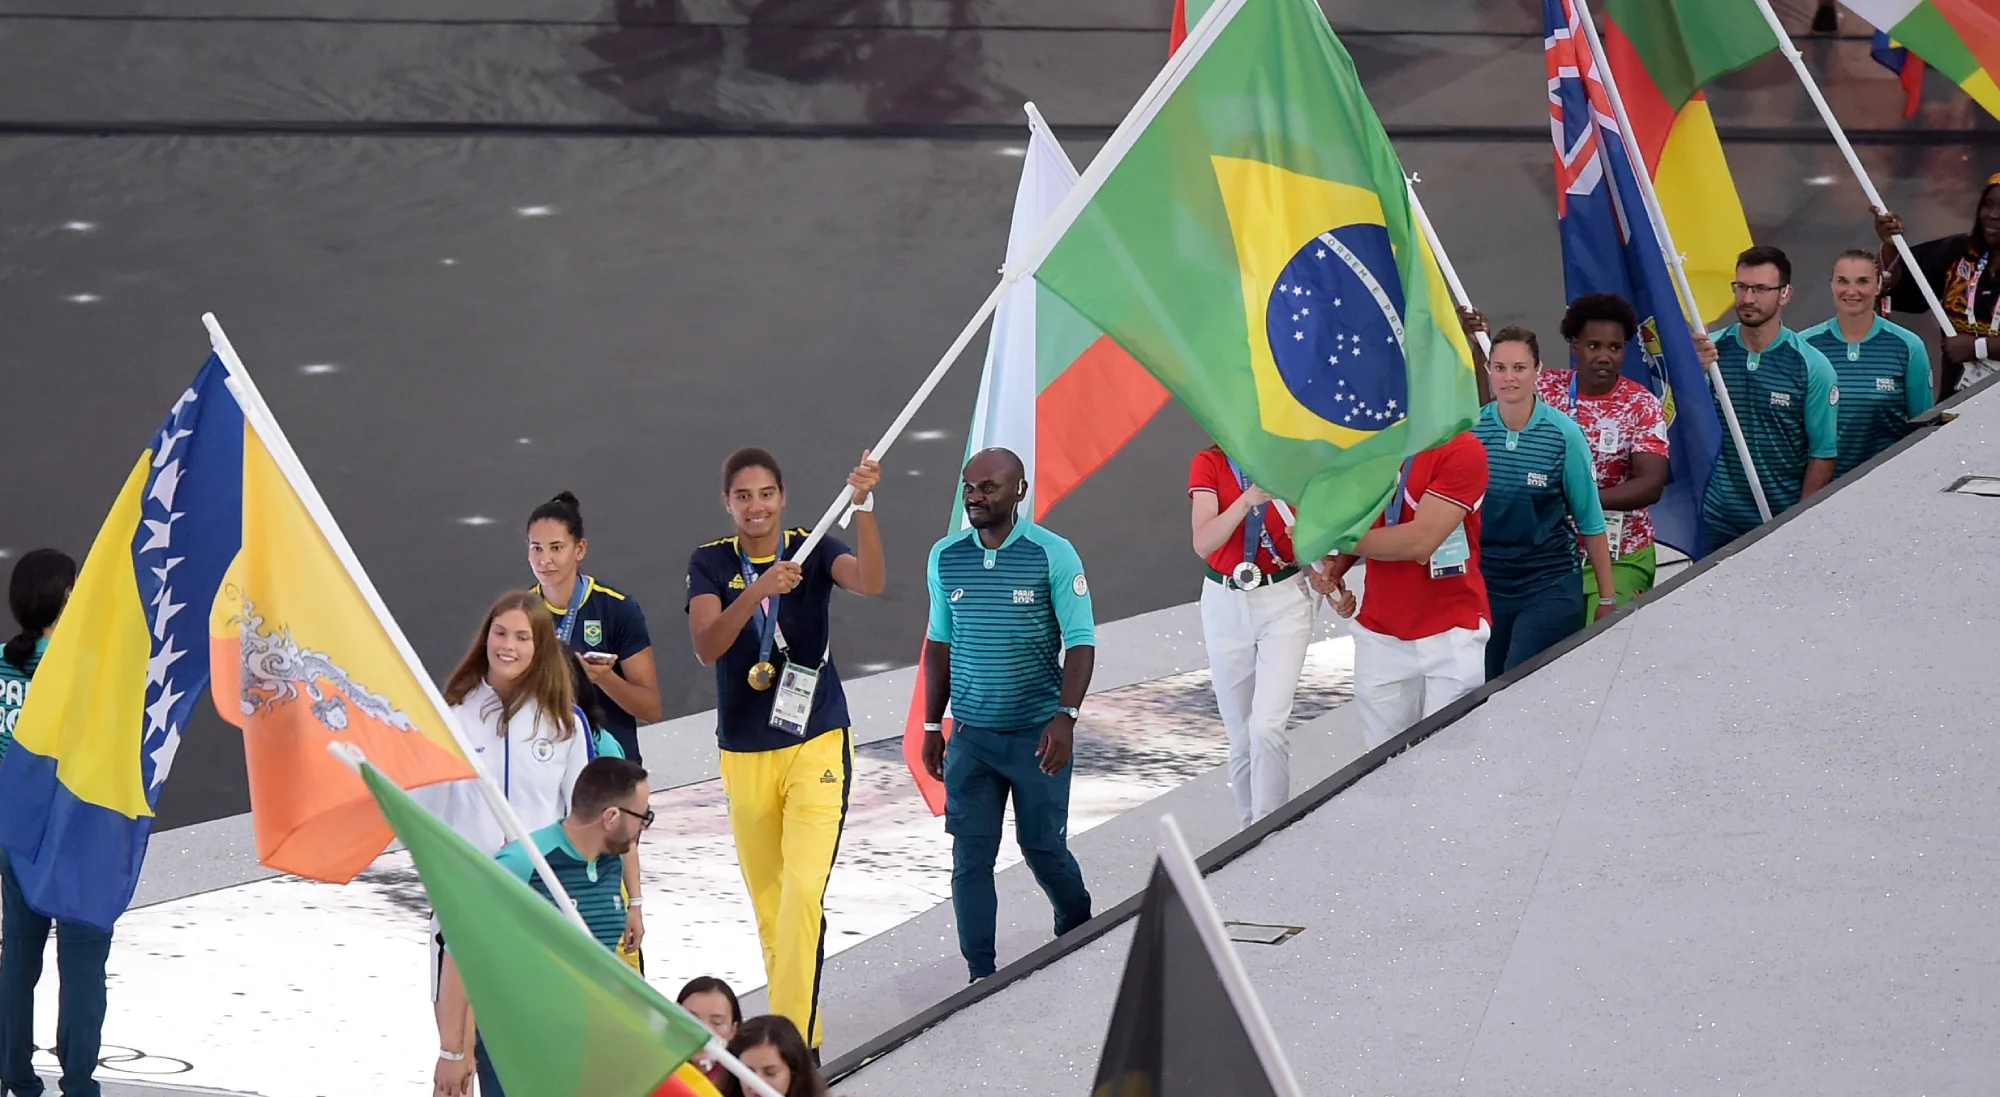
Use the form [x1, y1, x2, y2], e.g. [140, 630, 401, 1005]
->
[552, 574, 594, 647]
[1383, 457, 1416, 527]
[1225, 456, 1278, 569]
[737, 537, 783, 670]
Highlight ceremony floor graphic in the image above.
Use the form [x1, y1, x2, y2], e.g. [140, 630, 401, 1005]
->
[29, 640, 1354, 1096]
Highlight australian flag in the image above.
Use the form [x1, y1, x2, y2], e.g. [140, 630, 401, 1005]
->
[1545, 0, 1722, 558]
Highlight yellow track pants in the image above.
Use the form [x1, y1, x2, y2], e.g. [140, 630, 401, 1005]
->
[718, 728, 852, 1048]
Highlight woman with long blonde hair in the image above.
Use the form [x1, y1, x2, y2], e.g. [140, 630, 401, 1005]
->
[422, 590, 592, 1097]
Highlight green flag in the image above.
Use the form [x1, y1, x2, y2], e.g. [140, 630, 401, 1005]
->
[1036, 0, 1478, 559]
[361, 764, 711, 1097]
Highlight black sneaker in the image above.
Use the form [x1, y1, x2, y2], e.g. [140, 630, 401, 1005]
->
[1811, 1, 1838, 34]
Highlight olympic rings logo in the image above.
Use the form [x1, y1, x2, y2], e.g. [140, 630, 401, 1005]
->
[32, 1042, 193, 1076]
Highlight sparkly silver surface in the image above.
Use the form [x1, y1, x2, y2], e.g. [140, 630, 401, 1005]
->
[28, 637, 1353, 1096]
[851, 389, 2000, 1095]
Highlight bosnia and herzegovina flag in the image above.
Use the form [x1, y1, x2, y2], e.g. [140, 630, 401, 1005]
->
[0, 358, 243, 929]
[1548, 0, 1723, 558]
[1597, 0, 1774, 326]
[1852, 0, 2000, 120]
[1036, 0, 1476, 560]
[0, 352, 471, 928]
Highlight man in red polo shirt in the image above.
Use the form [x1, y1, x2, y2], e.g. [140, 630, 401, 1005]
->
[1188, 445, 1316, 828]
[1313, 433, 1490, 748]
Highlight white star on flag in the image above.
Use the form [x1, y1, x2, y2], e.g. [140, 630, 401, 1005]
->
[140, 513, 181, 552]
[145, 680, 186, 735]
[147, 635, 186, 687]
[1293, 331, 1304, 341]
[153, 591, 185, 640]
[149, 726, 182, 790]
[149, 459, 184, 510]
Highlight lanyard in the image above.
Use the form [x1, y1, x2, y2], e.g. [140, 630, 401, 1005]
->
[1967, 251, 2000, 331]
[1224, 456, 1279, 567]
[737, 534, 786, 666]
[1568, 370, 1579, 412]
[1383, 457, 1416, 527]
[551, 574, 594, 647]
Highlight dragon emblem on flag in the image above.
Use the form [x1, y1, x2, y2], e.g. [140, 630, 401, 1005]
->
[225, 591, 416, 734]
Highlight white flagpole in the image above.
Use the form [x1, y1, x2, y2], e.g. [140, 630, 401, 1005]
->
[1746, 0, 1958, 335]
[792, 0, 1255, 566]
[202, 313, 590, 937]
[1406, 177, 1492, 358]
[1570, 0, 1774, 524]
[324, 744, 786, 1097]
[1155, 815, 1306, 1097]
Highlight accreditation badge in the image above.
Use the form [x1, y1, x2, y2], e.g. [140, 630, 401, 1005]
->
[769, 663, 820, 737]
[1604, 510, 1627, 557]
[1428, 523, 1471, 579]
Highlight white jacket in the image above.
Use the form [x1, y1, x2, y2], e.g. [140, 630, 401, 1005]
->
[413, 681, 590, 857]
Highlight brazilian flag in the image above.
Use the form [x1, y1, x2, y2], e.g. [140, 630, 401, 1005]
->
[1034, 0, 1477, 560]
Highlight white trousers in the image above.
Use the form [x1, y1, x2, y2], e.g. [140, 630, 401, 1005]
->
[1351, 620, 1489, 749]
[1200, 573, 1316, 827]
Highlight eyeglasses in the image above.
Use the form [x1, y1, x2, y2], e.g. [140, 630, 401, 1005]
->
[1730, 281, 1785, 296]
[617, 806, 656, 830]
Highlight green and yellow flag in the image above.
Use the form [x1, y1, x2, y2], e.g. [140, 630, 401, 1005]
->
[1035, 0, 1477, 559]
[361, 764, 713, 1097]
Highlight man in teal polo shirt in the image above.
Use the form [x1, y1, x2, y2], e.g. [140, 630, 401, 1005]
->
[1802, 249, 1934, 478]
[1702, 245, 1840, 554]
[921, 447, 1095, 982]
[434, 757, 652, 1097]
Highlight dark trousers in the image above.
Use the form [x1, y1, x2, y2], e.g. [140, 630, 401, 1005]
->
[1485, 577, 1585, 681]
[474, 1033, 503, 1097]
[0, 852, 112, 1097]
[944, 724, 1092, 980]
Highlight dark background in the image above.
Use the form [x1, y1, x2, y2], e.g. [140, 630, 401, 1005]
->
[0, 0, 1990, 828]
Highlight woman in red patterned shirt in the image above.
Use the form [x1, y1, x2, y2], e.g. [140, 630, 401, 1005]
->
[1465, 295, 1682, 621]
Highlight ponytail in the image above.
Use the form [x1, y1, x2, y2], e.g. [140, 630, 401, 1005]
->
[6, 549, 77, 671]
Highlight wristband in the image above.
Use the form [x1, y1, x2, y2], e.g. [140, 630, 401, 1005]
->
[627, 897, 643, 908]
[439, 1050, 467, 1063]
[923, 722, 943, 733]
[1597, 596, 1618, 606]
[850, 492, 875, 512]
[1977, 337, 1990, 362]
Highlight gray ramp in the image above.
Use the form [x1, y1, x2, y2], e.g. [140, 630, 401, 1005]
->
[847, 388, 2000, 1094]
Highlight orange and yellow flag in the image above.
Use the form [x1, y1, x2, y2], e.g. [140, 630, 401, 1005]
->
[209, 422, 472, 882]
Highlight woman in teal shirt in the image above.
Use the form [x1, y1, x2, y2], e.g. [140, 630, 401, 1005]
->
[1473, 328, 1617, 680]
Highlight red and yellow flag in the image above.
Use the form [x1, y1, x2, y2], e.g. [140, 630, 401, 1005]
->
[1598, 0, 1777, 325]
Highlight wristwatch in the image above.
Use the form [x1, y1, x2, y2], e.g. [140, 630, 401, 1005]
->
[1055, 705, 1081, 720]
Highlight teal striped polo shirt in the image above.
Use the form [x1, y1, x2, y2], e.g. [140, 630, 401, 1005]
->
[926, 521, 1095, 731]
[1801, 315, 1933, 477]
[1473, 400, 1606, 600]
[0, 638, 46, 767]
[495, 822, 626, 950]
[1701, 324, 1839, 549]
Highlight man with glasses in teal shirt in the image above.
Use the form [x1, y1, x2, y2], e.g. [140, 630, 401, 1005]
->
[1702, 245, 1840, 554]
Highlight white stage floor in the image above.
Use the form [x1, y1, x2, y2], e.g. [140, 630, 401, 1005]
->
[28, 639, 1354, 1096]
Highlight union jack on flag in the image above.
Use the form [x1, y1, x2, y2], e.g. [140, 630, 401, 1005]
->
[1540, 0, 1723, 559]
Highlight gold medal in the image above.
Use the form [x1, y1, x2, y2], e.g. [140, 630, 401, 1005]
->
[748, 661, 777, 691]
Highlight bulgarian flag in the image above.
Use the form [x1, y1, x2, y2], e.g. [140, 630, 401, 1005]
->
[362, 763, 716, 1097]
[1849, 0, 2000, 120]
[899, 113, 1168, 814]
[1597, 0, 1776, 326]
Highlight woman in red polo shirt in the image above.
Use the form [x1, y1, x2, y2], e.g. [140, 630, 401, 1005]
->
[1189, 445, 1315, 828]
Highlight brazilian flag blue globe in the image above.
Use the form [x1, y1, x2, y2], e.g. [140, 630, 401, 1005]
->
[1034, 0, 1478, 559]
